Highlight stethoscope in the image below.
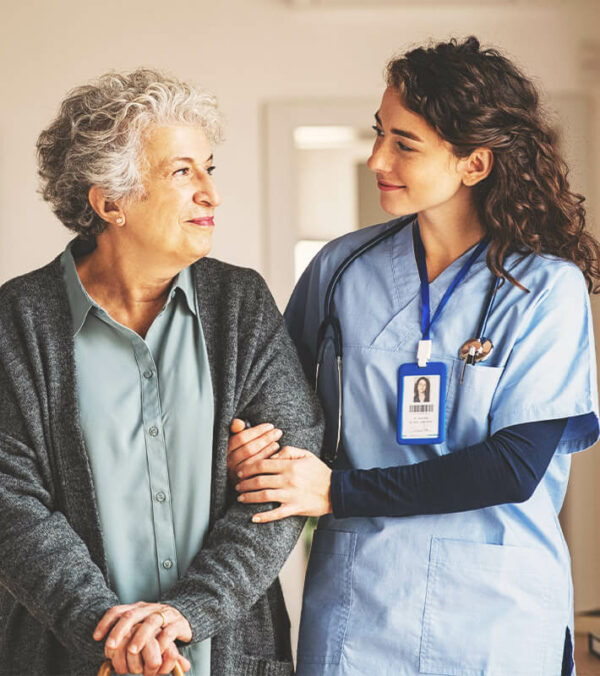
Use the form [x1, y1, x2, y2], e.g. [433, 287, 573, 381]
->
[314, 215, 501, 465]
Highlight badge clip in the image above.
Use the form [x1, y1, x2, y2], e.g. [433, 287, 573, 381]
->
[417, 339, 432, 368]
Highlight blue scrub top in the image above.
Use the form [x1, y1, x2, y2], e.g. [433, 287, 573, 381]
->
[286, 218, 599, 676]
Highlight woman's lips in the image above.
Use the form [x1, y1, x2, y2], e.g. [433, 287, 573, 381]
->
[188, 217, 214, 227]
[377, 181, 405, 192]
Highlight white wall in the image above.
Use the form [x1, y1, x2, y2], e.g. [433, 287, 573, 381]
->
[1, 0, 598, 282]
[297, 144, 373, 240]
[2, 0, 600, 612]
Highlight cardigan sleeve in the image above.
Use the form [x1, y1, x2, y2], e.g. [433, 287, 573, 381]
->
[0, 428, 117, 662]
[0, 282, 122, 664]
[161, 270, 325, 642]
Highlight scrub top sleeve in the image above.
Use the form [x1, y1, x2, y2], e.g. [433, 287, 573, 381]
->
[490, 263, 599, 453]
[284, 264, 312, 347]
[329, 418, 566, 518]
[284, 255, 325, 381]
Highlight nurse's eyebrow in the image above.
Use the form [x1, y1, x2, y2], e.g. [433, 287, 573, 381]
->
[374, 112, 423, 143]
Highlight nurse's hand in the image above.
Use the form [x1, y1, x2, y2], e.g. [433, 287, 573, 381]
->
[227, 418, 283, 482]
[234, 447, 332, 522]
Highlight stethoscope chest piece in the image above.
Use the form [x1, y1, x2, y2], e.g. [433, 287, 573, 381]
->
[459, 337, 493, 384]
[459, 337, 493, 364]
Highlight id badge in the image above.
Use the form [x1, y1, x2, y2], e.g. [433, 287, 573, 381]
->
[397, 361, 447, 444]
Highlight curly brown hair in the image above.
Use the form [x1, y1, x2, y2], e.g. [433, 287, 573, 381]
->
[386, 36, 600, 292]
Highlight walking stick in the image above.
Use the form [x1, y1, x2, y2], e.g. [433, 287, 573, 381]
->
[98, 659, 184, 676]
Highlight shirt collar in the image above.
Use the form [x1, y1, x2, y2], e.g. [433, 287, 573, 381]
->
[60, 241, 198, 336]
[60, 242, 95, 336]
[173, 264, 198, 317]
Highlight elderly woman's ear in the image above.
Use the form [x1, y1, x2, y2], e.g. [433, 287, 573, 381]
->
[88, 186, 125, 227]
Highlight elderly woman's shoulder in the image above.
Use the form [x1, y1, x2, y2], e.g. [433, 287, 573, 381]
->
[0, 258, 67, 365]
[0, 257, 64, 311]
[192, 256, 270, 291]
[191, 257, 280, 321]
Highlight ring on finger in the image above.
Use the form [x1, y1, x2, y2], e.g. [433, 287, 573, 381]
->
[157, 610, 169, 627]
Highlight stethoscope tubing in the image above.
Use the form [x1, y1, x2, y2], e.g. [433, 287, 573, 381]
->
[314, 217, 413, 464]
[477, 275, 501, 340]
[314, 215, 499, 463]
[322, 216, 415, 320]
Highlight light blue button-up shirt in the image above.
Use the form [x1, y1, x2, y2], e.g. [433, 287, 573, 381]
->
[61, 244, 213, 675]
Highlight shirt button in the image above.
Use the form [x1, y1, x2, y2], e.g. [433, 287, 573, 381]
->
[155, 491, 167, 503]
[163, 559, 173, 570]
[149, 426, 159, 437]
[143, 370, 153, 379]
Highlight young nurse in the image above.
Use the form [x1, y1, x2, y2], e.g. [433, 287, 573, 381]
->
[228, 37, 600, 675]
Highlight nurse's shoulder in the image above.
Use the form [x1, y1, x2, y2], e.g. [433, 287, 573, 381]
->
[284, 217, 407, 354]
[499, 250, 593, 351]
[316, 217, 404, 271]
[508, 250, 590, 302]
[302, 217, 409, 298]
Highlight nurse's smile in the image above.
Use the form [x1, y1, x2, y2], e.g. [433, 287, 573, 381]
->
[376, 178, 405, 191]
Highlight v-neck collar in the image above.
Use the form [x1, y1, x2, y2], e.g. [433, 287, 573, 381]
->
[390, 222, 490, 315]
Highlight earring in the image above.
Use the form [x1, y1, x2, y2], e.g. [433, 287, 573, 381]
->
[116, 216, 124, 225]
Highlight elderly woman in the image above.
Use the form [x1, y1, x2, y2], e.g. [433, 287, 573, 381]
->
[0, 69, 323, 676]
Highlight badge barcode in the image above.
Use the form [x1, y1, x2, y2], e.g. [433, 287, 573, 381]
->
[409, 404, 434, 412]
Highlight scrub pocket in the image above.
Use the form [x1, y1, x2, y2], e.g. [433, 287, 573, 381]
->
[297, 529, 357, 665]
[419, 538, 552, 676]
[446, 363, 503, 449]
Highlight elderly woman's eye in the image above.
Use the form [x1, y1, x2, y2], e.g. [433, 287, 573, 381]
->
[207, 165, 216, 176]
[173, 167, 190, 176]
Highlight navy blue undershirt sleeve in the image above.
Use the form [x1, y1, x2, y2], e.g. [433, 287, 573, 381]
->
[330, 418, 567, 518]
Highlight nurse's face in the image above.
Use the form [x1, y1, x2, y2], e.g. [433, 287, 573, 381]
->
[367, 87, 470, 218]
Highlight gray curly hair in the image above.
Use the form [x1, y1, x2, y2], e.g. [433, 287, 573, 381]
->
[37, 68, 224, 236]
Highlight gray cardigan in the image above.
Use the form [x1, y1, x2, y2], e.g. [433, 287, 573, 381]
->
[0, 250, 324, 676]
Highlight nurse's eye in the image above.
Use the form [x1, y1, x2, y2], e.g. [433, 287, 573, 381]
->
[397, 141, 415, 152]
[207, 165, 216, 176]
[371, 125, 384, 137]
[173, 167, 191, 176]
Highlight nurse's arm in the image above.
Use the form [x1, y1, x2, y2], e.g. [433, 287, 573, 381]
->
[234, 419, 566, 521]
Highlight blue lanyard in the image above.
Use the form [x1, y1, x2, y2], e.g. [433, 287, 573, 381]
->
[413, 221, 489, 340]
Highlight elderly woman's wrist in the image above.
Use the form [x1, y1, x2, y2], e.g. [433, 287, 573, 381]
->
[158, 597, 207, 644]
[73, 598, 118, 659]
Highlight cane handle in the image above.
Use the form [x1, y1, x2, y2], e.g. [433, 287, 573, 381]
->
[98, 659, 184, 676]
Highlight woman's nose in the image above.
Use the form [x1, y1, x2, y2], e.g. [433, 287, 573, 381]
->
[367, 141, 392, 174]
[194, 176, 221, 208]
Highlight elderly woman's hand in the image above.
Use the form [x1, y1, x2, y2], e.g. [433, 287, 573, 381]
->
[104, 636, 189, 676]
[227, 419, 283, 482]
[234, 447, 333, 523]
[94, 602, 192, 675]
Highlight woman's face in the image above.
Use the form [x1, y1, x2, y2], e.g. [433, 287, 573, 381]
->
[367, 87, 468, 218]
[417, 378, 427, 394]
[120, 124, 221, 270]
